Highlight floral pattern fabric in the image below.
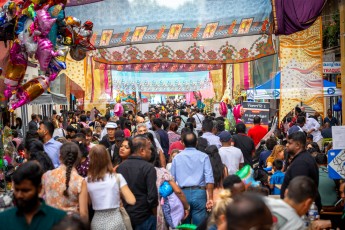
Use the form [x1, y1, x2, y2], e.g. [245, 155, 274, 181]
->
[42, 165, 84, 214]
[167, 131, 181, 146]
[77, 157, 90, 178]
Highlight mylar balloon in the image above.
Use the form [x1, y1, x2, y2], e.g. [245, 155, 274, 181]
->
[36, 37, 55, 71]
[333, 104, 341, 112]
[9, 76, 50, 111]
[235, 165, 260, 187]
[34, 5, 56, 37]
[159, 181, 173, 198]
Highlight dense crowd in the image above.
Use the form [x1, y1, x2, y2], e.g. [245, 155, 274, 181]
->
[0, 104, 344, 230]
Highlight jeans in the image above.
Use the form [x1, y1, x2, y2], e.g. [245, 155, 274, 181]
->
[182, 188, 207, 226]
[134, 215, 156, 230]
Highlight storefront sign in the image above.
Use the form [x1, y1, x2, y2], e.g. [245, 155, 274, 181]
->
[336, 75, 341, 88]
[323, 62, 341, 74]
[242, 101, 270, 128]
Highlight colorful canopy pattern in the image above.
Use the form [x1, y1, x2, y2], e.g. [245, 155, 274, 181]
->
[111, 70, 211, 93]
[65, 0, 276, 64]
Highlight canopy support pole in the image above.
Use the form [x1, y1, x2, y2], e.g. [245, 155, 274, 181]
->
[340, 0, 345, 125]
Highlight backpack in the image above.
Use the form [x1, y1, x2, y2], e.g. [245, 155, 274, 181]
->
[159, 181, 184, 228]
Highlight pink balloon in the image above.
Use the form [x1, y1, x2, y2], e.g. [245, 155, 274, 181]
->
[219, 101, 228, 117]
[36, 38, 55, 71]
[233, 104, 243, 124]
[10, 42, 28, 65]
[35, 5, 56, 37]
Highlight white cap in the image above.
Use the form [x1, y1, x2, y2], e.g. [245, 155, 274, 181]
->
[105, 122, 117, 129]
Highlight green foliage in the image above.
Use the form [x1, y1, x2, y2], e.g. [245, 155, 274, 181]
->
[323, 14, 340, 48]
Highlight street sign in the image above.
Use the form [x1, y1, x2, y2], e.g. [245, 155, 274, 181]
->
[328, 149, 345, 179]
[242, 101, 270, 128]
[323, 62, 341, 74]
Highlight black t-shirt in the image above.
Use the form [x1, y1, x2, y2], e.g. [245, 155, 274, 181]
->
[99, 135, 115, 149]
[232, 134, 255, 166]
[280, 150, 321, 210]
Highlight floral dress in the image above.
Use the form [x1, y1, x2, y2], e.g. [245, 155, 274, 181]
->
[155, 167, 174, 230]
[42, 165, 84, 214]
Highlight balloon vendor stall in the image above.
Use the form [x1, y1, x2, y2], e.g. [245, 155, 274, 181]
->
[1, 0, 95, 111]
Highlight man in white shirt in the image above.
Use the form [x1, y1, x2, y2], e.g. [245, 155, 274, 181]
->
[193, 109, 205, 133]
[218, 131, 244, 174]
[264, 176, 317, 230]
[201, 118, 221, 148]
[303, 116, 323, 150]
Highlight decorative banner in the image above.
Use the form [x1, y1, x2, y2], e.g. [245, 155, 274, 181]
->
[210, 69, 223, 101]
[233, 62, 251, 101]
[242, 101, 270, 129]
[222, 64, 233, 100]
[94, 62, 222, 72]
[111, 71, 211, 93]
[279, 18, 324, 120]
[66, 0, 276, 64]
[60, 54, 86, 91]
[66, 0, 273, 46]
[271, 0, 326, 35]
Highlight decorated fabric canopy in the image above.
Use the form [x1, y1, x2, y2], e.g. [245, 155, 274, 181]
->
[246, 72, 340, 100]
[66, 0, 276, 64]
[111, 70, 211, 93]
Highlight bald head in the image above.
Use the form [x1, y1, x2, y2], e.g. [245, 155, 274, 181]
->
[136, 116, 145, 123]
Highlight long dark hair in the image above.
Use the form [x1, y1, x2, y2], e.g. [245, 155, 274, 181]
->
[205, 145, 225, 188]
[16, 117, 22, 129]
[25, 139, 54, 172]
[60, 142, 81, 197]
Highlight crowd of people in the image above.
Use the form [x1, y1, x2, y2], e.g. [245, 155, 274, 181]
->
[0, 104, 344, 230]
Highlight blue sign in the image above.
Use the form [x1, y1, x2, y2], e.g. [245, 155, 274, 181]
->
[328, 149, 345, 179]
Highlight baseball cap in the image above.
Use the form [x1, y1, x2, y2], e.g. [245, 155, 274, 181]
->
[219, 131, 232, 142]
[105, 122, 117, 129]
[115, 130, 125, 141]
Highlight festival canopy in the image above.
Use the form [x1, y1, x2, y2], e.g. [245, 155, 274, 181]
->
[111, 70, 211, 93]
[66, 0, 276, 65]
[246, 72, 341, 100]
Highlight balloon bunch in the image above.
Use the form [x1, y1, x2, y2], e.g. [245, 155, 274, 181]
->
[333, 98, 342, 112]
[2, 0, 95, 111]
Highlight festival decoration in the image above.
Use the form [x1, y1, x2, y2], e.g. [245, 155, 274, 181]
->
[235, 165, 260, 187]
[333, 99, 342, 112]
[233, 104, 243, 124]
[1, 0, 95, 111]
[113, 95, 124, 117]
[219, 101, 228, 117]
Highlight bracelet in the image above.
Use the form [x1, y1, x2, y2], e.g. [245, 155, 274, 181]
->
[185, 206, 190, 211]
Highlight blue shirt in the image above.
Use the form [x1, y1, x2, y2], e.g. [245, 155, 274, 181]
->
[44, 138, 62, 168]
[171, 147, 214, 187]
[201, 132, 222, 149]
[270, 170, 285, 195]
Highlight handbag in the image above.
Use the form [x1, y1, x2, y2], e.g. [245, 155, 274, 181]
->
[115, 174, 133, 230]
[159, 180, 184, 228]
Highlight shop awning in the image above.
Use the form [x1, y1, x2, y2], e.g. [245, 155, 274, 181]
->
[29, 92, 68, 105]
